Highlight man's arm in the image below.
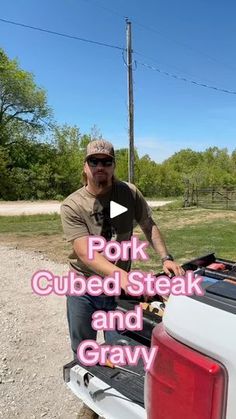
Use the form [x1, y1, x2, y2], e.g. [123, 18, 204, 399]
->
[139, 217, 185, 276]
[73, 236, 129, 292]
[60, 204, 129, 291]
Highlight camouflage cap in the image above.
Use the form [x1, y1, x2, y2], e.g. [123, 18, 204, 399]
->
[85, 140, 115, 160]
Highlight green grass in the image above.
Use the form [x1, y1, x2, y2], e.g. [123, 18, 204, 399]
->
[0, 213, 62, 235]
[0, 208, 235, 269]
[134, 207, 236, 270]
[153, 199, 184, 211]
[133, 218, 236, 271]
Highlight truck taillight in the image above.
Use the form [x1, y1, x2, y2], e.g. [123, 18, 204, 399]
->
[146, 324, 227, 419]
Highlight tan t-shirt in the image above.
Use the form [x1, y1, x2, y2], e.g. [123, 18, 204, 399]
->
[60, 180, 152, 277]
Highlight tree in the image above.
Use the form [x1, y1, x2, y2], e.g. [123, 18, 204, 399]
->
[51, 124, 89, 197]
[0, 146, 10, 198]
[0, 48, 52, 145]
[115, 148, 129, 180]
[90, 124, 102, 141]
[200, 147, 235, 188]
[135, 155, 161, 196]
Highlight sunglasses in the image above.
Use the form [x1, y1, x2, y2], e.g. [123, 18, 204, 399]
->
[86, 157, 114, 167]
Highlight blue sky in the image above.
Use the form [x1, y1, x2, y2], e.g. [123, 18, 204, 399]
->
[1, 0, 236, 162]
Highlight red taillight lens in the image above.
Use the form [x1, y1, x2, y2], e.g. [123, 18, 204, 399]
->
[146, 324, 227, 419]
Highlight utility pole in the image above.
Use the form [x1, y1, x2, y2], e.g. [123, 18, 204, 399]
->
[126, 19, 134, 183]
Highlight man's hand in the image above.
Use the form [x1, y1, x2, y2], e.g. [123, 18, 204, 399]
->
[162, 260, 185, 277]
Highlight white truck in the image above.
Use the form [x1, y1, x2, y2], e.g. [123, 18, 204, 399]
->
[63, 253, 236, 419]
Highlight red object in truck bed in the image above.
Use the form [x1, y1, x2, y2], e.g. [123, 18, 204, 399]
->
[207, 263, 226, 270]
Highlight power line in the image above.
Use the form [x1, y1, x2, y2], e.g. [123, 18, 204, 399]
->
[0, 17, 125, 52]
[133, 22, 236, 74]
[136, 60, 236, 95]
[133, 50, 219, 86]
[1, 16, 236, 96]
[123, 50, 236, 96]
[84, 0, 236, 74]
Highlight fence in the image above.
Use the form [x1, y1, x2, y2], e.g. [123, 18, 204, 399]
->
[184, 185, 236, 210]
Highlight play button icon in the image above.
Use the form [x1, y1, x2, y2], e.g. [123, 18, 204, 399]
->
[110, 200, 128, 219]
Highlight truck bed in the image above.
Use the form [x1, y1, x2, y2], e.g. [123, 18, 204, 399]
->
[64, 333, 146, 405]
[63, 253, 236, 419]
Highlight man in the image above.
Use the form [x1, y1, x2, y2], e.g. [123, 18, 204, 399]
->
[61, 139, 184, 418]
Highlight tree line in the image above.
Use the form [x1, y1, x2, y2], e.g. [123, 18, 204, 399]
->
[0, 47, 236, 200]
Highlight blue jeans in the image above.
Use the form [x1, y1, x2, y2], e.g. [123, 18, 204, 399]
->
[66, 294, 119, 357]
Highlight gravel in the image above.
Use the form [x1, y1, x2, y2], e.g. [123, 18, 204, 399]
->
[0, 245, 83, 418]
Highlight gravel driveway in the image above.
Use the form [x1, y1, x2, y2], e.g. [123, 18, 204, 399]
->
[0, 245, 82, 418]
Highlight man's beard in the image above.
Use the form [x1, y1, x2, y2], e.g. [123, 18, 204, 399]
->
[94, 178, 109, 187]
[93, 173, 109, 188]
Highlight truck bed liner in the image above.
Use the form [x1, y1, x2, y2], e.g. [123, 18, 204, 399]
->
[64, 334, 146, 408]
